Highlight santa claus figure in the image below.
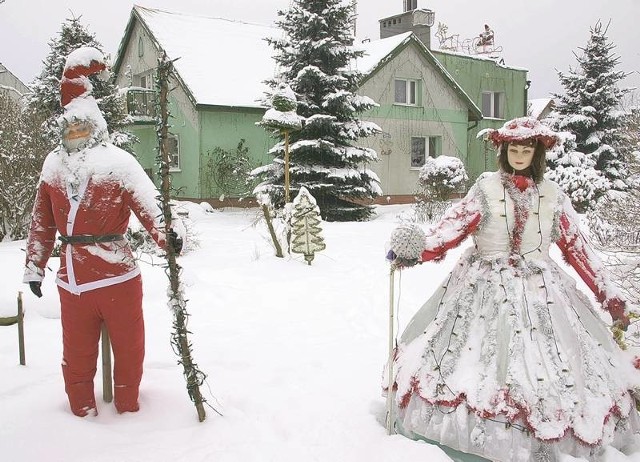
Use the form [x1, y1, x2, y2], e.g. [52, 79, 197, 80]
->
[24, 46, 182, 417]
[386, 117, 639, 461]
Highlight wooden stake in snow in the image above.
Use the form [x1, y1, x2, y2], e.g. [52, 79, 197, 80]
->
[386, 266, 396, 435]
[156, 53, 207, 422]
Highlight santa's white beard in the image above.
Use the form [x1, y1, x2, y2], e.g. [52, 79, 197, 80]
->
[62, 135, 91, 152]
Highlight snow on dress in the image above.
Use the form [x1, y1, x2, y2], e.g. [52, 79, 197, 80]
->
[387, 171, 640, 462]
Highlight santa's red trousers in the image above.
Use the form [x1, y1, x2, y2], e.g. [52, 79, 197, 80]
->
[58, 275, 144, 416]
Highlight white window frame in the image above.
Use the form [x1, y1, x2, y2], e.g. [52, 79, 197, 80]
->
[138, 71, 154, 89]
[410, 136, 439, 169]
[394, 78, 419, 106]
[481, 91, 505, 119]
[167, 134, 180, 171]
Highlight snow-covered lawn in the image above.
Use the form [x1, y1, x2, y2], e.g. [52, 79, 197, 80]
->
[1, 203, 638, 462]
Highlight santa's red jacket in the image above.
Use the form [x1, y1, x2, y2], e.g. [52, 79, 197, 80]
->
[24, 142, 168, 295]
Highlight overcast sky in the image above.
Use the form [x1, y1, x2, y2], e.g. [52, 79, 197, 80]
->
[1, 0, 638, 100]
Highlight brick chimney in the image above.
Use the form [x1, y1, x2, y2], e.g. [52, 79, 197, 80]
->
[379, 1, 435, 49]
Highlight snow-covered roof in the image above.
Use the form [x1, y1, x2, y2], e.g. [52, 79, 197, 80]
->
[114, 5, 478, 117]
[120, 6, 280, 108]
[528, 98, 555, 119]
[355, 32, 413, 75]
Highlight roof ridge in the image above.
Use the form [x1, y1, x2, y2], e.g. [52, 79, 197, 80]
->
[133, 4, 277, 29]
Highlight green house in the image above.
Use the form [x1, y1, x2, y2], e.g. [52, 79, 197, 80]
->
[113, 3, 528, 205]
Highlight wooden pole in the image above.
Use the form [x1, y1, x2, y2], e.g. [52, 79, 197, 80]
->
[101, 324, 113, 403]
[386, 266, 396, 435]
[284, 129, 290, 203]
[17, 292, 25, 366]
[261, 203, 284, 258]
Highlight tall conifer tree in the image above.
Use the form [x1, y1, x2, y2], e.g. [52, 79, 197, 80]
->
[253, 0, 381, 221]
[550, 21, 631, 196]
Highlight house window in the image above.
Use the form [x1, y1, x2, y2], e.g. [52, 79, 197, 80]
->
[138, 36, 144, 58]
[138, 71, 154, 89]
[395, 79, 418, 105]
[167, 134, 180, 170]
[482, 91, 504, 119]
[411, 136, 439, 168]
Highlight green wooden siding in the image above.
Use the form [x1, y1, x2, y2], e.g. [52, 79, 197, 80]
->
[432, 51, 529, 180]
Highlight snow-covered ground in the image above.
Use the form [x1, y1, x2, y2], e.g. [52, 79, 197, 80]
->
[1, 203, 638, 462]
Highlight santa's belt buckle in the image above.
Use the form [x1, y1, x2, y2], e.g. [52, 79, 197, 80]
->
[59, 234, 124, 245]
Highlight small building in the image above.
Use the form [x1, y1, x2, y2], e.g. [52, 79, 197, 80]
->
[528, 98, 555, 120]
[0, 63, 30, 104]
[113, 2, 528, 205]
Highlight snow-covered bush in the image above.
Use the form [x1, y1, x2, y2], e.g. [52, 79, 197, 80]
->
[587, 154, 640, 307]
[414, 155, 467, 223]
[127, 202, 198, 256]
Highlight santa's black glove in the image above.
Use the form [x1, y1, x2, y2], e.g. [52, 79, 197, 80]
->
[167, 229, 183, 255]
[29, 281, 43, 298]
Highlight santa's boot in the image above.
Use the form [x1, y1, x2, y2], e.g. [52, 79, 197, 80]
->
[65, 381, 97, 417]
[114, 384, 140, 414]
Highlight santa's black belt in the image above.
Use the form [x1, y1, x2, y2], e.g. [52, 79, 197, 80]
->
[58, 234, 125, 245]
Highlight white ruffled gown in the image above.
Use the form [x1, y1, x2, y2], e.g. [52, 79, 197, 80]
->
[387, 171, 640, 461]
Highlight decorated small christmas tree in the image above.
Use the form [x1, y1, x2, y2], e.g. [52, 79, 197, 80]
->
[290, 187, 326, 265]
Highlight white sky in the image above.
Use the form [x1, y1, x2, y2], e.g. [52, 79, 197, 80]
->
[0, 0, 639, 100]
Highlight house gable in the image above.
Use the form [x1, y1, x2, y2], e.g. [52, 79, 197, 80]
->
[359, 34, 482, 122]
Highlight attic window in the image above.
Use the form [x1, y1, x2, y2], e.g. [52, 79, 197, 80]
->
[482, 91, 504, 119]
[138, 36, 144, 58]
[395, 78, 419, 106]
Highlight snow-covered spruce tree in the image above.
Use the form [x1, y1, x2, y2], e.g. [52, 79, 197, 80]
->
[0, 93, 49, 241]
[550, 21, 632, 197]
[542, 123, 609, 213]
[27, 16, 135, 152]
[253, 0, 381, 222]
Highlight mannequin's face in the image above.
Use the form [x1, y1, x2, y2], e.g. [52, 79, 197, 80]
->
[507, 143, 535, 171]
[62, 121, 92, 152]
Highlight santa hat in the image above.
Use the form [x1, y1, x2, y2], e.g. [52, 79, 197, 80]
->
[58, 47, 110, 140]
[60, 46, 110, 107]
[479, 117, 559, 149]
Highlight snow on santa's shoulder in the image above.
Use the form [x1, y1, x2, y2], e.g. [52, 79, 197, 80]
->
[64, 46, 104, 70]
